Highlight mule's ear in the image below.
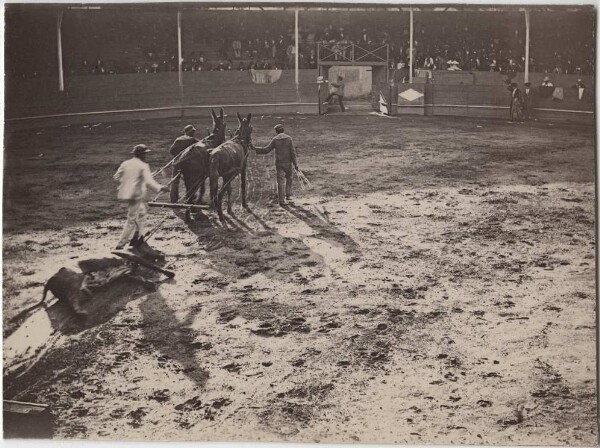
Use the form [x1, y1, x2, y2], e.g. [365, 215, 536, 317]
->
[246, 113, 252, 122]
[211, 109, 218, 121]
[237, 112, 242, 124]
[220, 108, 224, 119]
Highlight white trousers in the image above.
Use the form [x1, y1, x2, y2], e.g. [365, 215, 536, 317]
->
[117, 199, 147, 246]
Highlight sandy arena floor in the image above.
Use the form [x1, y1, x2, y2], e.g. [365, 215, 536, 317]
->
[2, 113, 597, 444]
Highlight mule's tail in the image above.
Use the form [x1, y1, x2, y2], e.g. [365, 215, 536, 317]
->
[9, 283, 51, 323]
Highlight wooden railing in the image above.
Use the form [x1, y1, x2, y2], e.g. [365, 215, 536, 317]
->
[318, 43, 389, 65]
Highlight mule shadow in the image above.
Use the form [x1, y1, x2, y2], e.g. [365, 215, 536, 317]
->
[138, 291, 210, 389]
[175, 198, 360, 284]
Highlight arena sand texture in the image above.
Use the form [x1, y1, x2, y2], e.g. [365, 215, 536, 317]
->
[3, 113, 596, 445]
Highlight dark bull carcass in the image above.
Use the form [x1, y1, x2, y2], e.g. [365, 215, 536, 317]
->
[171, 109, 226, 220]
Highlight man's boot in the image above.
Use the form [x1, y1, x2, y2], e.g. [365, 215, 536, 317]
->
[129, 231, 140, 247]
[277, 182, 287, 206]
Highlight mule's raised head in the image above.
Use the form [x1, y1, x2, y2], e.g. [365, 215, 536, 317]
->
[236, 112, 253, 145]
[210, 108, 227, 145]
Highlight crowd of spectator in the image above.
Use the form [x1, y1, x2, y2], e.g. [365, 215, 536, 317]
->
[6, 11, 594, 78]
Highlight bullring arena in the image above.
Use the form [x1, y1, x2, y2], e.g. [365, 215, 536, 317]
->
[2, 3, 597, 445]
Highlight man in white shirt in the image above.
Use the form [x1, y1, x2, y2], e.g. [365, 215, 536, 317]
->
[113, 144, 168, 250]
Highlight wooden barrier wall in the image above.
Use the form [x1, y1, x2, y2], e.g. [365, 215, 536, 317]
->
[390, 74, 594, 123]
[5, 70, 319, 119]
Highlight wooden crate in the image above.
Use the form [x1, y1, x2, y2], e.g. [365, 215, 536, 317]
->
[4, 400, 54, 439]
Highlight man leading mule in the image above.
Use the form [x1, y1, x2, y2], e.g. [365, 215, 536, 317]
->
[171, 109, 226, 219]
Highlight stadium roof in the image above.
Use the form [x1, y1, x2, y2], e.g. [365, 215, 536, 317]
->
[6, 1, 595, 12]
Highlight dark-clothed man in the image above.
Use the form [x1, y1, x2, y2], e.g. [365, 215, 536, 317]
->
[251, 124, 299, 206]
[522, 82, 534, 120]
[324, 75, 346, 112]
[169, 124, 199, 202]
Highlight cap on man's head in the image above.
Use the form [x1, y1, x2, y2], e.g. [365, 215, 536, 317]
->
[184, 124, 196, 133]
[337, 75, 344, 80]
[524, 82, 531, 87]
[543, 76, 550, 81]
[132, 144, 151, 155]
[274, 124, 284, 132]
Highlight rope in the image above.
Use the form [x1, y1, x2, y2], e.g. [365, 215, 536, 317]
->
[146, 135, 250, 241]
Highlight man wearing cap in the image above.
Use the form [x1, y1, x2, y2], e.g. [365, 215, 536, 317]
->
[573, 78, 586, 100]
[168, 125, 199, 202]
[113, 144, 168, 250]
[323, 75, 346, 112]
[508, 82, 523, 121]
[522, 81, 534, 120]
[251, 124, 299, 206]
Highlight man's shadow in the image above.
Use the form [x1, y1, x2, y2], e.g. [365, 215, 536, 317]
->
[283, 203, 361, 256]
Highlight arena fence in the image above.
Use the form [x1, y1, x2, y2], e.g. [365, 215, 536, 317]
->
[5, 69, 319, 127]
[6, 70, 594, 128]
[376, 73, 594, 123]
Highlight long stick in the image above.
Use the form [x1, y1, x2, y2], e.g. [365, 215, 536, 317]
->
[152, 157, 176, 177]
[148, 202, 210, 210]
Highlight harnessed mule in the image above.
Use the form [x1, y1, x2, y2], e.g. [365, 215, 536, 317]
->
[209, 113, 252, 222]
[171, 109, 226, 219]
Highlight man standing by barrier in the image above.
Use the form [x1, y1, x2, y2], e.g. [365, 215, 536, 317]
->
[522, 82, 534, 120]
[251, 124, 299, 206]
[114, 145, 168, 250]
[168, 124, 199, 202]
[323, 75, 346, 112]
[508, 82, 523, 121]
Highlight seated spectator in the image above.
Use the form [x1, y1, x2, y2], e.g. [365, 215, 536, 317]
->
[286, 43, 295, 66]
[307, 50, 317, 69]
[358, 28, 370, 45]
[541, 76, 554, 87]
[233, 39, 242, 58]
[271, 39, 277, 59]
[423, 56, 435, 70]
[447, 59, 461, 71]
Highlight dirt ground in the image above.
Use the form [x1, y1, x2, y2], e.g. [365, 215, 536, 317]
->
[3, 113, 597, 445]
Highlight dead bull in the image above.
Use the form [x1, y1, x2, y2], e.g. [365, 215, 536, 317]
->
[10, 268, 89, 323]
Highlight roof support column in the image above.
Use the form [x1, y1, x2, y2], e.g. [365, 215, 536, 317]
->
[57, 10, 64, 92]
[409, 8, 413, 83]
[295, 8, 299, 86]
[524, 9, 530, 83]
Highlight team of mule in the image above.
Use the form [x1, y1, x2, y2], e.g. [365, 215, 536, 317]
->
[171, 109, 253, 222]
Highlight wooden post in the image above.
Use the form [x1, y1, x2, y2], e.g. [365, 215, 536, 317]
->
[409, 8, 413, 84]
[295, 8, 299, 86]
[177, 10, 183, 88]
[57, 11, 64, 92]
[524, 9, 530, 83]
